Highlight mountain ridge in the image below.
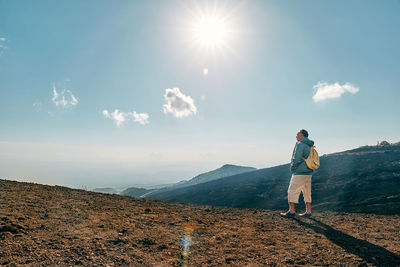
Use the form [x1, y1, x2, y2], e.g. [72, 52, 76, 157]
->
[120, 187, 152, 198]
[139, 164, 257, 198]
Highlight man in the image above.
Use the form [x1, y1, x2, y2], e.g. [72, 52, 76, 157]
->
[281, 129, 314, 218]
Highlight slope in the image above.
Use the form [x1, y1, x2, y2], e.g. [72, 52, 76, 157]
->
[145, 143, 400, 215]
[0, 179, 399, 266]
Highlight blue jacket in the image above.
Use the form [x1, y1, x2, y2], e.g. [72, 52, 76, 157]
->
[290, 137, 315, 175]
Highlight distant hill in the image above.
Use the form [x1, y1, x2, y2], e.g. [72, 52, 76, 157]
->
[144, 142, 400, 215]
[120, 187, 152, 198]
[92, 188, 119, 194]
[186, 164, 257, 185]
[142, 164, 257, 198]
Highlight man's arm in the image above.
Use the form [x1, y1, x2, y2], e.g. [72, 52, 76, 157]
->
[290, 143, 304, 173]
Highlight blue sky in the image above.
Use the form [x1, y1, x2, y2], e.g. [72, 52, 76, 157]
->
[1, 0, 399, 188]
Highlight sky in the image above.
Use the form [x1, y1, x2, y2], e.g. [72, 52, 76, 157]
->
[1, 0, 399, 189]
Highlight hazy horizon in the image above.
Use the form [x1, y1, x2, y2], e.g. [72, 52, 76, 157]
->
[1, 140, 397, 189]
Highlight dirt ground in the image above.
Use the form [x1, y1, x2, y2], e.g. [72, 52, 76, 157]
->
[1, 179, 399, 266]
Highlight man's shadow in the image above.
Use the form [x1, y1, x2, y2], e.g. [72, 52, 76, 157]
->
[294, 217, 400, 265]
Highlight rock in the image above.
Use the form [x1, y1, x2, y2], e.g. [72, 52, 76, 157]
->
[157, 244, 167, 251]
[0, 225, 18, 234]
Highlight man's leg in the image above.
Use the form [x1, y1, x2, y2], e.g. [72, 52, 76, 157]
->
[281, 175, 302, 217]
[305, 202, 311, 213]
[289, 202, 296, 213]
[301, 175, 312, 214]
[286, 175, 304, 212]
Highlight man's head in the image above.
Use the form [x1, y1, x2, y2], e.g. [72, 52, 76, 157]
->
[296, 129, 309, 141]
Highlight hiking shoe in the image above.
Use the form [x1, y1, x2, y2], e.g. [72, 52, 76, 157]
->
[299, 212, 312, 218]
[280, 211, 295, 218]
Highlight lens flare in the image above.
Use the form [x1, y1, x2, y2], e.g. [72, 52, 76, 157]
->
[180, 224, 195, 266]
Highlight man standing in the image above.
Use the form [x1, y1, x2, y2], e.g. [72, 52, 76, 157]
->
[281, 129, 314, 218]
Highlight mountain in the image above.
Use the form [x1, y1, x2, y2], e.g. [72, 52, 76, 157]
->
[144, 142, 400, 215]
[92, 188, 119, 194]
[185, 164, 257, 185]
[142, 164, 257, 198]
[1, 179, 399, 266]
[120, 187, 152, 198]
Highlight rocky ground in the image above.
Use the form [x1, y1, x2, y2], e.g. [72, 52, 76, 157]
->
[1, 179, 399, 266]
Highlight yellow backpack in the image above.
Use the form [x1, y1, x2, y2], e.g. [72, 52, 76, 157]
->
[302, 146, 320, 170]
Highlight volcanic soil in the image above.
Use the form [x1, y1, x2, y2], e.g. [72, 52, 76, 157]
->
[1, 179, 399, 266]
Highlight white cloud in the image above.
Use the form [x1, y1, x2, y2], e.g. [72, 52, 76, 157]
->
[312, 81, 359, 102]
[103, 109, 125, 127]
[103, 109, 149, 127]
[163, 88, 197, 118]
[0, 37, 7, 56]
[132, 111, 150, 125]
[52, 85, 79, 108]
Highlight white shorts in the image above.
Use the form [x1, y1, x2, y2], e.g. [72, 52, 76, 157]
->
[288, 174, 312, 204]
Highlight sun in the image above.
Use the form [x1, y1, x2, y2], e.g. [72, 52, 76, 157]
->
[192, 15, 229, 49]
[179, 1, 241, 62]
[184, 1, 238, 54]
